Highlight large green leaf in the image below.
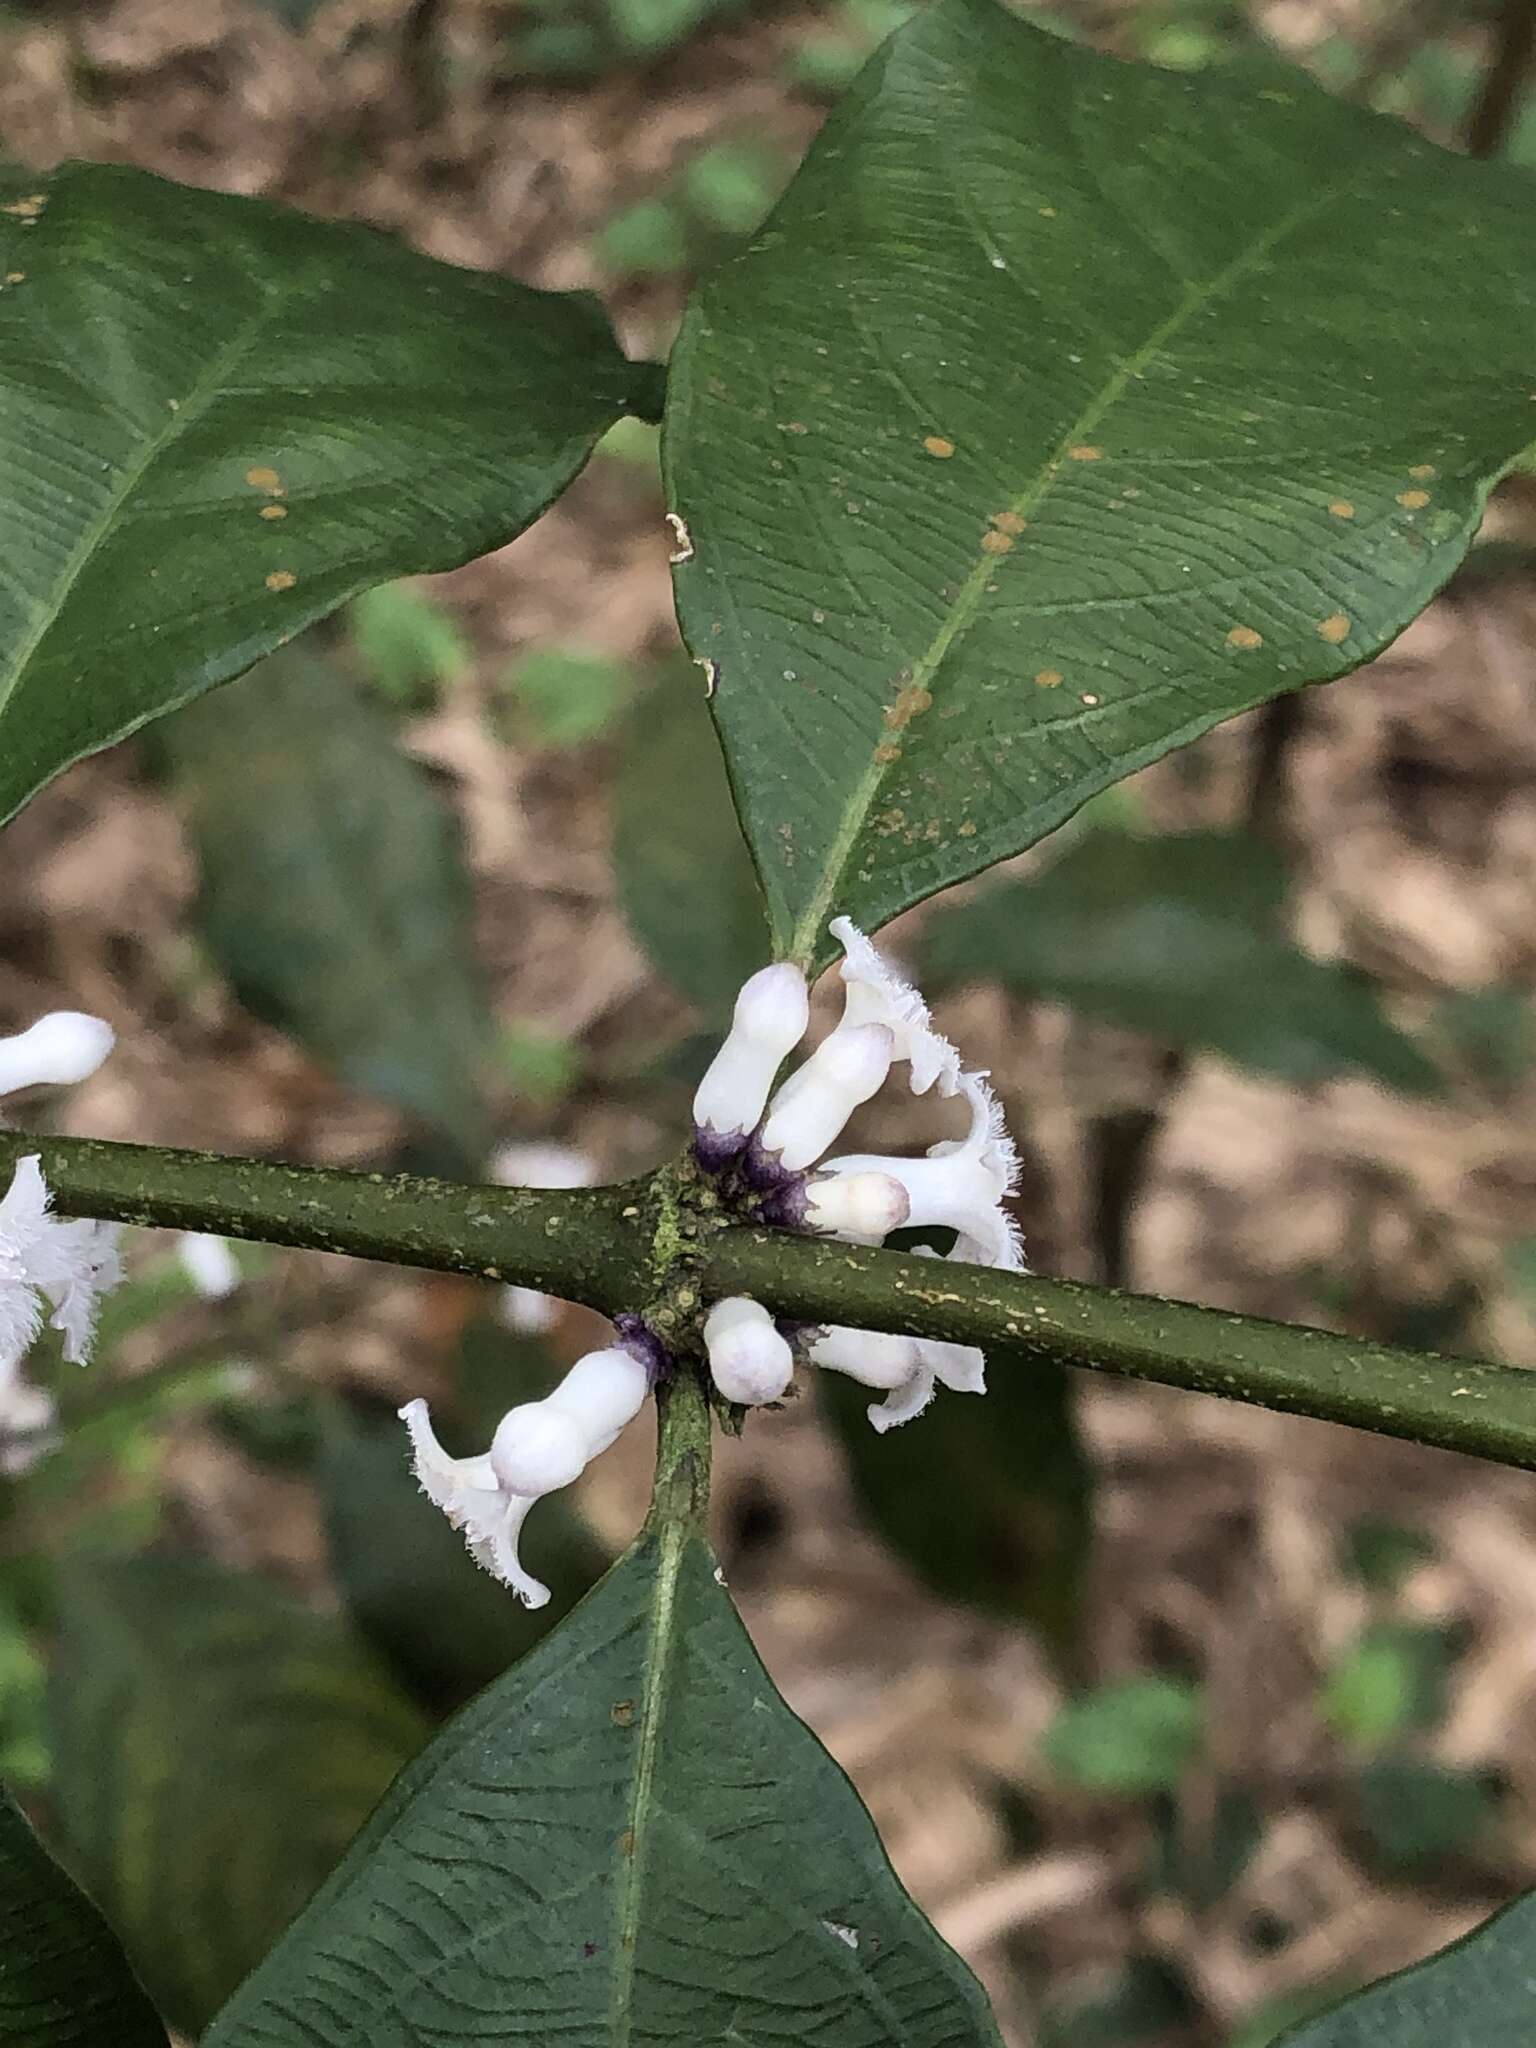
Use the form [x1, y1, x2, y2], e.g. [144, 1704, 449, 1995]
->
[921, 829, 1439, 1093]
[146, 649, 494, 1158]
[1274, 1891, 1536, 2046]
[664, 0, 1536, 967]
[821, 1349, 1090, 1660]
[0, 161, 647, 826]
[613, 665, 770, 1017]
[0, 1782, 168, 2046]
[46, 1554, 428, 2036]
[207, 1394, 1001, 2048]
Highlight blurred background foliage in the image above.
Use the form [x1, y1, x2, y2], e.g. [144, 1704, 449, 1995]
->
[3, 0, 1536, 2042]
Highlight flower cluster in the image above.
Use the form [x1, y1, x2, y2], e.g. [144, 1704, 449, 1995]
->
[0, 1013, 123, 1470]
[693, 916, 1021, 1431]
[404, 920, 1021, 1606]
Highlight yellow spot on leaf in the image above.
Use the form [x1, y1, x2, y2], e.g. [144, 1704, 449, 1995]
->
[1, 195, 44, 218]
[1328, 499, 1355, 519]
[259, 503, 288, 521]
[873, 742, 901, 765]
[1317, 612, 1349, 643]
[884, 685, 933, 731]
[980, 529, 1014, 554]
[245, 465, 284, 495]
[1408, 464, 1436, 481]
[923, 435, 955, 459]
[1034, 669, 1064, 688]
[1397, 488, 1431, 510]
[958, 820, 976, 837]
[265, 570, 296, 593]
[1038, 206, 1057, 218]
[1068, 444, 1103, 462]
[991, 510, 1027, 535]
[2, 271, 23, 284]
[1226, 625, 1263, 650]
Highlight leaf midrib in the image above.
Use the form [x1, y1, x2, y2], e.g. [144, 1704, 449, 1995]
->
[785, 162, 1371, 969]
[0, 290, 275, 723]
[608, 1514, 688, 2044]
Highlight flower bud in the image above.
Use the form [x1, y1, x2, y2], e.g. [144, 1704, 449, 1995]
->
[704, 1296, 794, 1405]
[758, 1021, 894, 1172]
[692, 963, 810, 1164]
[0, 1012, 114, 1095]
[761, 1170, 910, 1241]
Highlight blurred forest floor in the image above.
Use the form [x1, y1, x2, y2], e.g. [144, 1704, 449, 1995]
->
[6, 1, 1536, 2043]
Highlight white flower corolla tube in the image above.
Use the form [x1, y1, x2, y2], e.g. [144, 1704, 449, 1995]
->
[807, 1325, 985, 1432]
[830, 917, 960, 1098]
[400, 1343, 650, 1610]
[703, 1296, 794, 1406]
[0, 1156, 122, 1381]
[760, 1169, 910, 1243]
[488, 1140, 599, 1334]
[819, 1070, 1023, 1271]
[692, 962, 810, 1168]
[176, 1232, 241, 1300]
[0, 1012, 115, 1095]
[756, 1021, 894, 1175]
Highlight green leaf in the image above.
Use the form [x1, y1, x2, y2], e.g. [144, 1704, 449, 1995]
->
[147, 649, 494, 1159]
[1043, 1676, 1203, 1795]
[1272, 1889, 1536, 2047]
[46, 1553, 427, 2036]
[821, 1350, 1090, 1658]
[1319, 1624, 1453, 1753]
[921, 831, 1439, 1093]
[0, 160, 644, 827]
[664, 0, 1536, 967]
[0, 1782, 168, 2047]
[347, 582, 472, 709]
[614, 665, 771, 1015]
[1352, 1758, 1497, 1876]
[207, 1398, 1002, 2048]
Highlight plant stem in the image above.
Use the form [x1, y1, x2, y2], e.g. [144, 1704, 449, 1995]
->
[0, 1131, 651, 1313]
[703, 1229, 1536, 1473]
[9, 1131, 1536, 1471]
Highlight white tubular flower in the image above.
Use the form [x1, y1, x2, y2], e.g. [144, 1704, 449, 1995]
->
[488, 1140, 598, 1334]
[692, 962, 810, 1166]
[820, 1070, 1023, 1271]
[0, 1012, 115, 1094]
[807, 1324, 921, 1390]
[0, 1156, 122, 1378]
[808, 1325, 983, 1432]
[757, 1021, 894, 1173]
[400, 1343, 649, 1610]
[703, 1297, 793, 1406]
[176, 1232, 241, 1300]
[830, 917, 960, 1098]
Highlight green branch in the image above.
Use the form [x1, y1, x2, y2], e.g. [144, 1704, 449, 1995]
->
[9, 1130, 1536, 1471]
[0, 1131, 651, 1313]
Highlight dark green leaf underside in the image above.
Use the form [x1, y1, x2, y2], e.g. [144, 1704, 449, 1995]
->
[47, 1555, 427, 2035]
[1275, 1889, 1536, 2046]
[0, 161, 642, 825]
[664, 0, 1536, 968]
[922, 829, 1439, 1093]
[0, 1783, 167, 2047]
[207, 1525, 1001, 2048]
